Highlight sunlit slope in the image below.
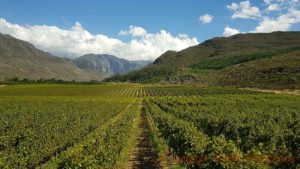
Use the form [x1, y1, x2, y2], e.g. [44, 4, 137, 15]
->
[0, 33, 102, 81]
[106, 31, 300, 89]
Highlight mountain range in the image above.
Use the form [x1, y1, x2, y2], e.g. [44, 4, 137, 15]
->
[71, 54, 150, 77]
[106, 31, 300, 89]
[1, 31, 299, 89]
[0, 33, 150, 82]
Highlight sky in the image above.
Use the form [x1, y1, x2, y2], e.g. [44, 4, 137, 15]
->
[0, 0, 299, 60]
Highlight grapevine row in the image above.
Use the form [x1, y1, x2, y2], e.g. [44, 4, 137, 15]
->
[45, 99, 141, 168]
[0, 96, 133, 168]
[145, 95, 300, 168]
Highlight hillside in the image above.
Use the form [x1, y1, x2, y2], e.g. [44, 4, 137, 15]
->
[72, 54, 150, 76]
[105, 31, 300, 89]
[0, 33, 102, 81]
[212, 51, 300, 89]
[154, 31, 300, 67]
[0, 33, 151, 82]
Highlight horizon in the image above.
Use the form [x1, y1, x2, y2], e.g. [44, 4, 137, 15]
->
[0, 0, 299, 60]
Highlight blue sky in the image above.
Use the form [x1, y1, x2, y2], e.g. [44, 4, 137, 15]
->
[0, 0, 236, 40]
[0, 0, 299, 60]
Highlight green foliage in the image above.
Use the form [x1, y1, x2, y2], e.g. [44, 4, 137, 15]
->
[190, 47, 300, 70]
[105, 65, 177, 83]
[146, 94, 300, 168]
[51, 100, 140, 168]
[3, 77, 101, 84]
[145, 100, 209, 157]
[1, 84, 299, 168]
[214, 52, 300, 89]
[0, 95, 134, 168]
[0, 84, 258, 97]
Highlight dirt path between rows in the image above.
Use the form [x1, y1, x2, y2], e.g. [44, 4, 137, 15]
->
[243, 88, 300, 96]
[128, 111, 162, 169]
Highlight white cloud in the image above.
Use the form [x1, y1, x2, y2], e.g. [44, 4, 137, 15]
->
[264, 0, 282, 12]
[264, 0, 299, 12]
[254, 9, 300, 32]
[223, 26, 240, 37]
[199, 14, 214, 24]
[264, 0, 299, 6]
[0, 18, 198, 60]
[264, 0, 272, 5]
[226, 0, 300, 33]
[227, 1, 261, 19]
[266, 4, 280, 11]
[119, 25, 147, 37]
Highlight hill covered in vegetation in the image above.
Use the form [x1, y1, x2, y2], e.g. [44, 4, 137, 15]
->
[105, 31, 300, 89]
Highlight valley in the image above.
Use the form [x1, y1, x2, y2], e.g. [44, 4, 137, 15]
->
[0, 28, 300, 169]
[1, 0, 300, 168]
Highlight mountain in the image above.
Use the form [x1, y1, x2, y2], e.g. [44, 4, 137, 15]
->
[71, 54, 151, 77]
[105, 31, 300, 89]
[0, 33, 151, 82]
[0, 33, 103, 81]
[154, 31, 300, 68]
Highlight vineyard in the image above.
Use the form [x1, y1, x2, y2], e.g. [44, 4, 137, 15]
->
[0, 84, 258, 97]
[0, 84, 299, 168]
[145, 95, 300, 168]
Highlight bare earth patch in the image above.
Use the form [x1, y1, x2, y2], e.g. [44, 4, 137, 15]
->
[128, 112, 163, 169]
[242, 88, 300, 96]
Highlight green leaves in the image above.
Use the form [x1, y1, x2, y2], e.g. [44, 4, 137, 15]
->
[146, 94, 300, 168]
[53, 100, 140, 168]
[0, 96, 133, 168]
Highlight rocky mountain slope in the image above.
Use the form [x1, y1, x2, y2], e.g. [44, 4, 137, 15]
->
[0, 33, 101, 81]
[0, 33, 150, 82]
[72, 54, 150, 76]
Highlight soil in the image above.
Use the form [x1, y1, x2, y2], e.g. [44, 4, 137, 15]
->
[128, 112, 162, 169]
[242, 88, 300, 96]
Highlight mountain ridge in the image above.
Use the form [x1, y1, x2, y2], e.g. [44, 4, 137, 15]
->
[72, 54, 150, 77]
[153, 31, 300, 67]
[0, 33, 150, 81]
[0, 33, 102, 81]
[106, 31, 300, 89]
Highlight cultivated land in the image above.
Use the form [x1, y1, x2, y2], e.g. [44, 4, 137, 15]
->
[0, 84, 299, 169]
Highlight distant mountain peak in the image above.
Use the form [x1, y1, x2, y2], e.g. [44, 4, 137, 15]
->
[0, 34, 150, 82]
[72, 54, 151, 76]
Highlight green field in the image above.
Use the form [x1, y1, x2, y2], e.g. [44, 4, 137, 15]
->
[0, 84, 299, 169]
